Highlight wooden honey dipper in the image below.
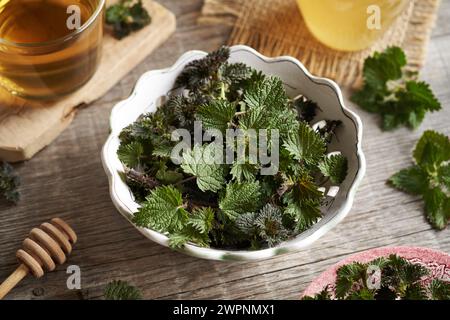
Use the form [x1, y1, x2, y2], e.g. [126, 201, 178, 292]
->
[0, 218, 77, 299]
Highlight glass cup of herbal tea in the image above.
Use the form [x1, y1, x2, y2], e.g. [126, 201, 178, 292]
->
[0, 0, 105, 100]
[296, 0, 410, 51]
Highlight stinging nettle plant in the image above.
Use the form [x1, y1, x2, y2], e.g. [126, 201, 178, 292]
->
[117, 46, 349, 250]
[303, 254, 450, 300]
[352, 46, 441, 131]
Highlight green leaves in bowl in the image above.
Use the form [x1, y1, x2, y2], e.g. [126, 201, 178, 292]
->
[117, 47, 349, 250]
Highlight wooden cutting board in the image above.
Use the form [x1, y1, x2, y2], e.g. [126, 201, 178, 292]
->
[0, 1, 176, 162]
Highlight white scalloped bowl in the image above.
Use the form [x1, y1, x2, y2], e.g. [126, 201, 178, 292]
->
[102, 45, 366, 261]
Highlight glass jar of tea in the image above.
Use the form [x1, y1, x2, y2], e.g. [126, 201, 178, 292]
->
[0, 0, 105, 100]
[297, 0, 410, 51]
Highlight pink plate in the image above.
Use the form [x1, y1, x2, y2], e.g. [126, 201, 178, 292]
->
[302, 246, 450, 298]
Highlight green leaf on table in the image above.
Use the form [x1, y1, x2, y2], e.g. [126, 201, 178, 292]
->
[413, 130, 450, 170]
[389, 130, 450, 230]
[423, 188, 449, 230]
[351, 46, 441, 130]
[388, 165, 429, 195]
[104, 280, 142, 300]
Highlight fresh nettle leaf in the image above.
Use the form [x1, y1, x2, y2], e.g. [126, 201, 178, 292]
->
[319, 154, 349, 184]
[0, 161, 20, 204]
[389, 166, 429, 195]
[169, 207, 215, 249]
[117, 46, 347, 250]
[132, 186, 189, 233]
[282, 173, 324, 232]
[429, 279, 450, 300]
[351, 46, 441, 130]
[155, 165, 184, 185]
[219, 182, 262, 220]
[254, 204, 289, 247]
[234, 204, 289, 249]
[284, 122, 326, 165]
[104, 280, 142, 300]
[389, 130, 450, 230]
[196, 100, 236, 132]
[106, 0, 151, 40]
[181, 144, 227, 193]
[188, 207, 215, 234]
[303, 254, 449, 300]
[117, 141, 144, 169]
[175, 46, 230, 93]
[413, 130, 450, 171]
[241, 76, 299, 136]
[230, 162, 258, 183]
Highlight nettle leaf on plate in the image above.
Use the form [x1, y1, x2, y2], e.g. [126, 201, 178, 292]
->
[303, 254, 449, 300]
[181, 144, 227, 193]
[389, 130, 450, 230]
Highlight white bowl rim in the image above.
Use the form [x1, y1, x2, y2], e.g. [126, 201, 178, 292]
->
[101, 45, 366, 261]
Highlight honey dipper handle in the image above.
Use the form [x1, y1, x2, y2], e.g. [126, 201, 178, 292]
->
[0, 264, 29, 299]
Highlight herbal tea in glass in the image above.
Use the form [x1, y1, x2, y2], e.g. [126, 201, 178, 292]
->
[0, 0, 105, 99]
[297, 0, 409, 51]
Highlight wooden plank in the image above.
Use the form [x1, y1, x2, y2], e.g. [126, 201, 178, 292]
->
[0, 0, 449, 300]
[0, 0, 176, 163]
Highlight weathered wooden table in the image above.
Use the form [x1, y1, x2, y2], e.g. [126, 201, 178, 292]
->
[1, 0, 449, 300]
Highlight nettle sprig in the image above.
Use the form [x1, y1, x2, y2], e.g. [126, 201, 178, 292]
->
[117, 47, 348, 250]
[352, 47, 441, 130]
[389, 130, 450, 230]
[106, 0, 151, 40]
[104, 280, 142, 300]
[303, 254, 450, 300]
[0, 161, 20, 204]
